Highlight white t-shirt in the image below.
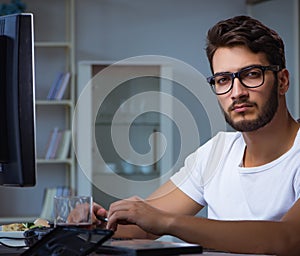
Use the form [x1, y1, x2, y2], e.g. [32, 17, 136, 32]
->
[171, 130, 300, 221]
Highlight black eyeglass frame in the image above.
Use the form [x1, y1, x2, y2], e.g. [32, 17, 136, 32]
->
[206, 65, 281, 95]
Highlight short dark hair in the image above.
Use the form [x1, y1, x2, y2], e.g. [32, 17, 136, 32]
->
[206, 15, 286, 73]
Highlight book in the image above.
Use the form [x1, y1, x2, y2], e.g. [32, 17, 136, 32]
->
[55, 130, 72, 159]
[54, 72, 71, 100]
[40, 186, 73, 221]
[40, 187, 57, 221]
[50, 130, 63, 159]
[62, 186, 72, 196]
[44, 127, 60, 159]
[47, 72, 64, 100]
[55, 186, 64, 197]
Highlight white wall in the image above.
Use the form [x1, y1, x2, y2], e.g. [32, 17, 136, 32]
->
[248, 0, 300, 119]
[75, 0, 246, 75]
[75, 0, 299, 119]
[75, 0, 248, 180]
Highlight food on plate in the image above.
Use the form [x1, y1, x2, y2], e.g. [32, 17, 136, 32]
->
[2, 223, 25, 231]
[33, 218, 50, 228]
[1, 218, 50, 231]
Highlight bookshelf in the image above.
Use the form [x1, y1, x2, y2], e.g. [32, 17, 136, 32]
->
[0, 0, 76, 222]
[33, 0, 76, 189]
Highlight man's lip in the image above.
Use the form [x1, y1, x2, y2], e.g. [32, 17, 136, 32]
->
[232, 103, 253, 112]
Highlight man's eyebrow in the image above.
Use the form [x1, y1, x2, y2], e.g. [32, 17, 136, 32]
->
[213, 71, 232, 76]
[213, 64, 262, 75]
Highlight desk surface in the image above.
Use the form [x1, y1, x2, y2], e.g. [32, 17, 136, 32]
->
[92, 252, 268, 256]
[203, 252, 269, 256]
[0, 246, 268, 256]
[92, 249, 269, 256]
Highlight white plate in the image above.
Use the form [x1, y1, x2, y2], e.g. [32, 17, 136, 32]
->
[0, 231, 26, 247]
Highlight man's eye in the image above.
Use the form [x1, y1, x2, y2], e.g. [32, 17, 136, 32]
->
[216, 76, 231, 85]
[243, 69, 262, 79]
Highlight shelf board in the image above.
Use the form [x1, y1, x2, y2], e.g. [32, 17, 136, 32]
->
[37, 158, 73, 165]
[34, 41, 72, 48]
[36, 100, 73, 107]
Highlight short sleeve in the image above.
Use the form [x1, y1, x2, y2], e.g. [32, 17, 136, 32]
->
[170, 141, 215, 206]
[294, 167, 300, 200]
[170, 132, 230, 207]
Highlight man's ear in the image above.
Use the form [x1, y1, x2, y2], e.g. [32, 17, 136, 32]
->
[278, 68, 289, 95]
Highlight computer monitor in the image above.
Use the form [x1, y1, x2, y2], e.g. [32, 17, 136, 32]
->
[0, 13, 36, 186]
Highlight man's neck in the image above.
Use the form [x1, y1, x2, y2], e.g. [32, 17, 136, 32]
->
[241, 112, 299, 168]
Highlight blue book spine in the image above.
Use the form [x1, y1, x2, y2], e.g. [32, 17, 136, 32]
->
[47, 72, 64, 100]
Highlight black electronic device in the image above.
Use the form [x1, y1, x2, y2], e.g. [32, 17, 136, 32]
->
[0, 13, 36, 186]
[21, 226, 114, 256]
[97, 239, 203, 255]
[23, 226, 54, 247]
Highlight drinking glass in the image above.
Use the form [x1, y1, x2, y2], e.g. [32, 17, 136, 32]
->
[54, 196, 93, 228]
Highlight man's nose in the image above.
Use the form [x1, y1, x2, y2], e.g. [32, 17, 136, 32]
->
[230, 77, 248, 99]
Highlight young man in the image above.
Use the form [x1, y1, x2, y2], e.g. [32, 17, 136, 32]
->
[94, 16, 300, 255]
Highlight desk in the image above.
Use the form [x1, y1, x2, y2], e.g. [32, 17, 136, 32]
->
[92, 253, 267, 256]
[92, 249, 269, 256]
[0, 246, 268, 256]
[203, 252, 268, 256]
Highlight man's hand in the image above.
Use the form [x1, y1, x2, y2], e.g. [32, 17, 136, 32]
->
[106, 196, 174, 236]
[93, 202, 109, 227]
[66, 202, 91, 224]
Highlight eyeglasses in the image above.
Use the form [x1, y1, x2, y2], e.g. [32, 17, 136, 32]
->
[206, 65, 280, 95]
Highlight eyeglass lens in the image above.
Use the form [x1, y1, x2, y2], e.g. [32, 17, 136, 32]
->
[212, 66, 264, 95]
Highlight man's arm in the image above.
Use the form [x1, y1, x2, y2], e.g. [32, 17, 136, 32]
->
[107, 195, 300, 255]
[167, 200, 300, 255]
[94, 180, 203, 239]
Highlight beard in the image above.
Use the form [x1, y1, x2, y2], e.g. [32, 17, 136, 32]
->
[222, 81, 279, 132]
